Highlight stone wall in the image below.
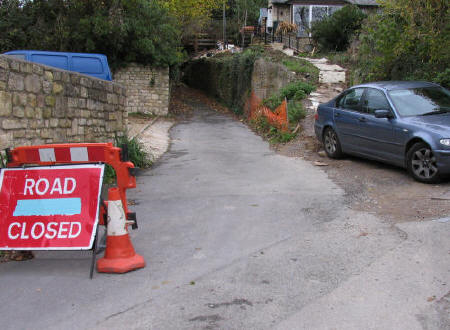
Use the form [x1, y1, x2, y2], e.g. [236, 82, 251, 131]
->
[0, 55, 126, 150]
[114, 64, 169, 116]
[251, 58, 297, 100]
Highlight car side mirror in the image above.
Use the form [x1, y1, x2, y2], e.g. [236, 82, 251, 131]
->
[374, 109, 393, 119]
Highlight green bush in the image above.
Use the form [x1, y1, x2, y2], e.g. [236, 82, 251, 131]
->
[434, 69, 450, 88]
[263, 81, 315, 110]
[0, 0, 182, 69]
[354, 1, 449, 87]
[311, 5, 366, 52]
[104, 134, 152, 183]
[287, 100, 306, 124]
[115, 134, 152, 169]
[262, 94, 284, 110]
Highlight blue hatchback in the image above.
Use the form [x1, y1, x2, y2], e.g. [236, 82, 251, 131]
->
[314, 81, 450, 183]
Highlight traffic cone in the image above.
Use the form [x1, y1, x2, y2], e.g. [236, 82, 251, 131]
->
[97, 187, 145, 273]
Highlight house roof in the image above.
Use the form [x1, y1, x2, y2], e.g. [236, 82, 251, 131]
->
[345, 0, 378, 6]
[270, 0, 379, 5]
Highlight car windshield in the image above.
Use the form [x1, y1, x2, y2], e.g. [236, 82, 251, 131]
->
[388, 87, 450, 117]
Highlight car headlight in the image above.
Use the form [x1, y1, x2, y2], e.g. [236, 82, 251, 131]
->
[440, 139, 450, 146]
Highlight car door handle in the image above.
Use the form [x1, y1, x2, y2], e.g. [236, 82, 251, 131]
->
[334, 113, 341, 117]
[358, 117, 367, 122]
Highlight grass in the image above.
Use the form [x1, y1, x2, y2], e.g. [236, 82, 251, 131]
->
[282, 59, 318, 76]
[261, 48, 320, 84]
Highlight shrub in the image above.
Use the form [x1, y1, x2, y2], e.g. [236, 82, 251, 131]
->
[115, 134, 152, 169]
[263, 81, 315, 110]
[354, 1, 449, 87]
[287, 100, 306, 124]
[311, 5, 366, 52]
[0, 0, 182, 69]
[104, 134, 152, 183]
[434, 69, 450, 89]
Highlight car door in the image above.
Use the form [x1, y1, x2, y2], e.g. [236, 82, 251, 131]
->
[334, 88, 365, 153]
[357, 88, 403, 164]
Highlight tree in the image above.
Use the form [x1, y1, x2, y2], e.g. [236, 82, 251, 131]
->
[157, 0, 224, 38]
[311, 5, 366, 52]
[0, 0, 183, 69]
[356, 0, 449, 85]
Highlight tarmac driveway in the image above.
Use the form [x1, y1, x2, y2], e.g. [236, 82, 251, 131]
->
[1, 103, 448, 329]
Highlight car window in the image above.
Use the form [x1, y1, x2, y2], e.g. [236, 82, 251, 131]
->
[364, 88, 391, 114]
[337, 88, 364, 112]
[388, 87, 450, 117]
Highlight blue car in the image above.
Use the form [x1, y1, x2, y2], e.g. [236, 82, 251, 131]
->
[314, 81, 450, 183]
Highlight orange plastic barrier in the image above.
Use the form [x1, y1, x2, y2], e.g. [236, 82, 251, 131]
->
[245, 92, 289, 132]
[6, 143, 136, 223]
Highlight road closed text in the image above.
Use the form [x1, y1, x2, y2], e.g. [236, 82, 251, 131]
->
[8, 222, 82, 240]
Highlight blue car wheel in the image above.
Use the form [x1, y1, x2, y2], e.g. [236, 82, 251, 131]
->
[407, 142, 440, 183]
[323, 127, 343, 159]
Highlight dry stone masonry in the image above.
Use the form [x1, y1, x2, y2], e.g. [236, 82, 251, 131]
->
[114, 64, 169, 116]
[0, 55, 127, 150]
[251, 58, 297, 100]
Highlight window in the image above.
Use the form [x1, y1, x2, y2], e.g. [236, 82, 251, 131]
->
[364, 88, 391, 114]
[337, 88, 364, 111]
[72, 57, 103, 74]
[293, 5, 343, 37]
[30, 54, 68, 70]
[388, 87, 450, 117]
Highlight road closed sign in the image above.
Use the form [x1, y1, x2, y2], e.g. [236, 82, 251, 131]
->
[0, 164, 104, 250]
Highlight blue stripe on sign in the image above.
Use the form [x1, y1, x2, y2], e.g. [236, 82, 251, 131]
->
[13, 198, 81, 216]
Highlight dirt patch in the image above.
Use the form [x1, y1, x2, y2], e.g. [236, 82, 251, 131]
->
[0, 251, 34, 263]
[276, 121, 450, 223]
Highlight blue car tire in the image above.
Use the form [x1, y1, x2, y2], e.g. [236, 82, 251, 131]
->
[323, 127, 343, 159]
[407, 142, 440, 183]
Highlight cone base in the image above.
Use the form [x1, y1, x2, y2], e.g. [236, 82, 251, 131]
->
[97, 253, 145, 274]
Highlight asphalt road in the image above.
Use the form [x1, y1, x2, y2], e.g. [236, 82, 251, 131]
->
[1, 104, 449, 329]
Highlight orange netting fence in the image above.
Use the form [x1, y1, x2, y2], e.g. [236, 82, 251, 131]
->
[244, 91, 289, 132]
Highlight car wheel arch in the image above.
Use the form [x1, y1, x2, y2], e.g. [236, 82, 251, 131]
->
[405, 138, 427, 153]
[322, 124, 335, 139]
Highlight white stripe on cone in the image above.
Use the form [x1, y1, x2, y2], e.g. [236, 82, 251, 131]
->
[107, 200, 127, 236]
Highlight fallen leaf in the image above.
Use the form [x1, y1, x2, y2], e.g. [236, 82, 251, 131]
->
[427, 296, 436, 302]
